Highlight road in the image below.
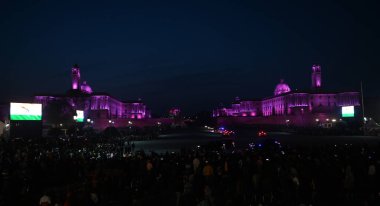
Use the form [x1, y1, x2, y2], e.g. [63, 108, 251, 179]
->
[134, 128, 380, 153]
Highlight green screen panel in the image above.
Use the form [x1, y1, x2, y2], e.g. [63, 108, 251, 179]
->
[10, 114, 42, 121]
[342, 106, 355, 118]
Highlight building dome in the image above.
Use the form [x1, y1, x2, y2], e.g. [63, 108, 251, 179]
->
[274, 79, 291, 96]
[80, 81, 93, 94]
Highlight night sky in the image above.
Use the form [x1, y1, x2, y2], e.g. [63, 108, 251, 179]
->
[1, 0, 379, 115]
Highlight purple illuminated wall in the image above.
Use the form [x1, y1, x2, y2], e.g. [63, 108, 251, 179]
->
[213, 98, 260, 117]
[89, 96, 149, 119]
[36, 94, 150, 121]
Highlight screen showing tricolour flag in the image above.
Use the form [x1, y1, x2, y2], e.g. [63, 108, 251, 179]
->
[76, 110, 84, 122]
[10, 103, 42, 121]
[342, 106, 355, 117]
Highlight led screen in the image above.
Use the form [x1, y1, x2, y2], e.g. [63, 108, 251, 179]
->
[76, 110, 84, 122]
[342, 106, 355, 117]
[10, 103, 42, 120]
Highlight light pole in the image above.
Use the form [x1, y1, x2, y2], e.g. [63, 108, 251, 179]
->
[361, 81, 366, 135]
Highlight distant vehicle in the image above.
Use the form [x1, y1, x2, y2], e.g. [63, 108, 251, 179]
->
[215, 127, 235, 136]
[222, 130, 235, 136]
[257, 130, 267, 137]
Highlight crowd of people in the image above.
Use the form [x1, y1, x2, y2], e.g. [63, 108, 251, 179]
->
[0, 135, 380, 206]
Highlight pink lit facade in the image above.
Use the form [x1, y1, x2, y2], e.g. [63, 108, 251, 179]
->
[214, 65, 361, 127]
[35, 65, 150, 124]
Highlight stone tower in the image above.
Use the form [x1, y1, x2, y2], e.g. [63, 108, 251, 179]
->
[72, 64, 81, 90]
[311, 64, 322, 89]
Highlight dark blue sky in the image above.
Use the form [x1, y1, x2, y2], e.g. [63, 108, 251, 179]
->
[1, 0, 379, 115]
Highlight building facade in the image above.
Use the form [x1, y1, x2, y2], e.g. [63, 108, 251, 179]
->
[214, 65, 361, 127]
[35, 65, 150, 125]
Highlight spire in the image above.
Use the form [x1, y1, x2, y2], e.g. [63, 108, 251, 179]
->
[311, 65, 322, 89]
[71, 64, 81, 90]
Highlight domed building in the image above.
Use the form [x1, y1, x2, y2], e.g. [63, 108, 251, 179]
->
[35, 64, 151, 129]
[213, 65, 361, 127]
[80, 81, 93, 94]
[274, 79, 291, 96]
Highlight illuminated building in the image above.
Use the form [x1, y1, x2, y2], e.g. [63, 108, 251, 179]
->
[35, 64, 150, 125]
[214, 65, 361, 127]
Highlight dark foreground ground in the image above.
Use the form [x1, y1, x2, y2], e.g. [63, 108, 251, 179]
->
[1, 128, 380, 206]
